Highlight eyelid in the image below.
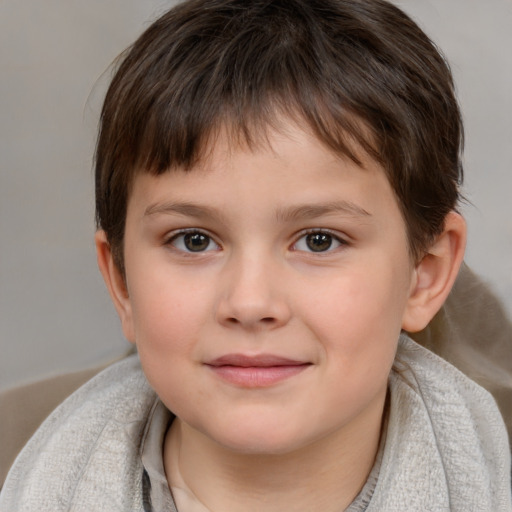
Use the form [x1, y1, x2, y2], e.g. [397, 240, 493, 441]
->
[164, 228, 221, 252]
[291, 228, 350, 253]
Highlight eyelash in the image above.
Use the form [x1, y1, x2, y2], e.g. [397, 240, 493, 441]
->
[165, 229, 221, 253]
[164, 228, 349, 255]
[292, 229, 349, 254]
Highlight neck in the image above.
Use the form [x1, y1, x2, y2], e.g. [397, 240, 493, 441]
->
[164, 393, 387, 512]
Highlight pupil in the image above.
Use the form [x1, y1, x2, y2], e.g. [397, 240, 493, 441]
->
[306, 233, 332, 252]
[184, 233, 209, 251]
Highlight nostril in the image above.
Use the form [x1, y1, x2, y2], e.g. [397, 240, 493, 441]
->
[225, 316, 275, 326]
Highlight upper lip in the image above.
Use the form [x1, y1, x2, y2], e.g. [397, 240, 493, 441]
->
[206, 354, 309, 367]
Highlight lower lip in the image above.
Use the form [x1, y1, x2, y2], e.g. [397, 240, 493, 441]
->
[208, 364, 310, 388]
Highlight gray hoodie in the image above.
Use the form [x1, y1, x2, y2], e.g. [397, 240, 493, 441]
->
[1, 335, 510, 511]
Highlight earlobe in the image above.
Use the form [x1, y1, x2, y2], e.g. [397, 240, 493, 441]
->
[94, 231, 136, 343]
[402, 212, 467, 332]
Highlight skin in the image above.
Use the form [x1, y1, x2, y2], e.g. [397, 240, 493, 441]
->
[96, 119, 466, 511]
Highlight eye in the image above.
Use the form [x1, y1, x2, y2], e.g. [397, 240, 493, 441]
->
[168, 231, 220, 253]
[293, 231, 345, 253]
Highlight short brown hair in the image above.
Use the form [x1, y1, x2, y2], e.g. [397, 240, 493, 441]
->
[95, 0, 463, 271]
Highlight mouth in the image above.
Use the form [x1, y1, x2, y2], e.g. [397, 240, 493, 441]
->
[205, 354, 312, 388]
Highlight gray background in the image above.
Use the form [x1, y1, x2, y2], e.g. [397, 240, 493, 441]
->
[1, 0, 511, 391]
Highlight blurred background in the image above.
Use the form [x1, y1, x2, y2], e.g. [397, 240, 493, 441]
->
[1, 0, 511, 390]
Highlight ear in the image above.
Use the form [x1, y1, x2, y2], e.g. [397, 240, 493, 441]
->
[95, 230, 136, 343]
[402, 212, 467, 332]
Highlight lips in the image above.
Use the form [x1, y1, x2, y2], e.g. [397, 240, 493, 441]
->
[205, 354, 311, 387]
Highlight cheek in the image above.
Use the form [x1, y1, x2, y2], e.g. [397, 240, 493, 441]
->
[287, 269, 402, 430]
[128, 271, 210, 355]
[128, 279, 211, 409]
[302, 260, 410, 366]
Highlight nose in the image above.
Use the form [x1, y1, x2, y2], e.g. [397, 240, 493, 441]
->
[216, 252, 291, 330]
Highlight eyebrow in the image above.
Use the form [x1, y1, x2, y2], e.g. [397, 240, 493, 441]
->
[274, 201, 372, 222]
[144, 200, 371, 223]
[144, 201, 224, 221]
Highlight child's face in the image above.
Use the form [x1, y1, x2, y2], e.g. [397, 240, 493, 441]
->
[120, 119, 417, 454]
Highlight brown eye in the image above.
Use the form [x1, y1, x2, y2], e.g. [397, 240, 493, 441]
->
[305, 233, 333, 252]
[293, 231, 344, 253]
[169, 231, 219, 253]
[184, 232, 211, 251]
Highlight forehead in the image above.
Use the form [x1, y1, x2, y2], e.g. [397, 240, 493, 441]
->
[127, 120, 403, 230]
[134, 114, 383, 189]
[130, 106, 381, 185]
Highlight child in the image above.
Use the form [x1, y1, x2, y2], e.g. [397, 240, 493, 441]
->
[1, 0, 510, 510]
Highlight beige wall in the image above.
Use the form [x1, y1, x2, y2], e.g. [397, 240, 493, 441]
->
[1, 0, 511, 390]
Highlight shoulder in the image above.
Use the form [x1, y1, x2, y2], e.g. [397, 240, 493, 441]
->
[392, 335, 510, 453]
[367, 335, 511, 511]
[0, 355, 157, 512]
[410, 264, 512, 441]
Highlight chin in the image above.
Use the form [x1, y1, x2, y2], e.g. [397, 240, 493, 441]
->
[204, 419, 318, 456]
[220, 436, 304, 456]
